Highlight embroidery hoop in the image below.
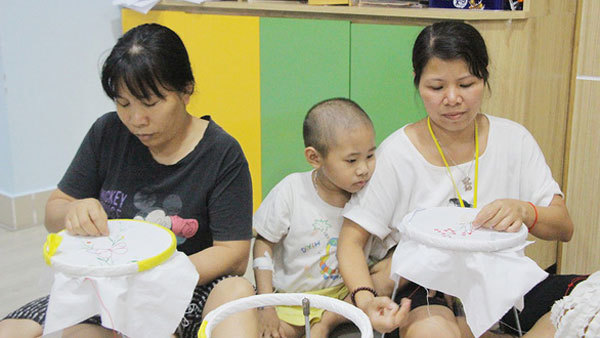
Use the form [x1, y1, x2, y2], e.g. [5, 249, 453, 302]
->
[41, 219, 196, 338]
[198, 293, 373, 338]
[392, 206, 542, 337]
[43, 219, 177, 277]
[400, 207, 528, 252]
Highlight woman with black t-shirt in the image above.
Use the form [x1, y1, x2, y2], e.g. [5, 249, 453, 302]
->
[0, 23, 258, 338]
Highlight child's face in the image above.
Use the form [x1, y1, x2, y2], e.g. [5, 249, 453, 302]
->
[319, 124, 376, 194]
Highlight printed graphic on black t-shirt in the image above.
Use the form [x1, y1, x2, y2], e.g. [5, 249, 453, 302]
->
[58, 112, 252, 256]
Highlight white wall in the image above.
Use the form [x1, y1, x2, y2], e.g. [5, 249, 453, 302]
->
[0, 37, 12, 193]
[0, 1, 121, 196]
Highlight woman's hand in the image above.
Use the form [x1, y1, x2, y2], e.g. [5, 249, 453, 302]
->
[257, 307, 286, 338]
[473, 199, 531, 232]
[362, 296, 411, 333]
[64, 198, 109, 236]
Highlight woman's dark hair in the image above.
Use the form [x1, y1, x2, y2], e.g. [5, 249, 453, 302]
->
[101, 23, 194, 100]
[412, 21, 489, 87]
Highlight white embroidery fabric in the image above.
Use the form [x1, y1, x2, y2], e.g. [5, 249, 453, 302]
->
[551, 270, 600, 338]
[47, 220, 175, 277]
[43, 220, 199, 337]
[391, 207, 548, 337]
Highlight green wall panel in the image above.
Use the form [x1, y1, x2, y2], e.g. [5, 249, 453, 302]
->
[260, 18, 350, 197]
[351, 24, 426, 145]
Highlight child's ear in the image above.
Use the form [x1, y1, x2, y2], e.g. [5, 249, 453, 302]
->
[304, 146, 322, 169]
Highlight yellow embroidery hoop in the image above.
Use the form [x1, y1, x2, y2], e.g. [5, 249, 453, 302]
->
[43, 219, 176, 277]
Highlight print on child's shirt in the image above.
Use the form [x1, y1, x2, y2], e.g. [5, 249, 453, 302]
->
[319, 238, 340, 280]
[131, 189, 199, 245]
[301, 218, 341, 281]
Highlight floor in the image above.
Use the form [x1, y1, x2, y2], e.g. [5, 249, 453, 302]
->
[0, 225, 53, 319]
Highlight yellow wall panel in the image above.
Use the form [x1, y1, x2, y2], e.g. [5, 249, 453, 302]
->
[122, 9, 188, 33]
[121, 10, 262, 210]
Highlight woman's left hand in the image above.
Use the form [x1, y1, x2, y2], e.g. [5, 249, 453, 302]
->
[473, 199, 530, 232]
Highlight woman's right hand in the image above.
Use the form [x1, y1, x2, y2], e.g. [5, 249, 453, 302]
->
[363, 296, 411, 333]
[64, 198, 108, 236]
[258, 307, 286, 338]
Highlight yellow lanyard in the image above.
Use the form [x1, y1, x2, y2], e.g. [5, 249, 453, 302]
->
[427, 117, 479, 208]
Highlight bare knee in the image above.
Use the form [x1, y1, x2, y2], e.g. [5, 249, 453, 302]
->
[62, 323, 121, 338]
[403, 315, 460, 338]
[402, 307, 460, 338]
[212, 276, 255, 300]
[203, 276, 255, 315]
[0, 319, 42, 338]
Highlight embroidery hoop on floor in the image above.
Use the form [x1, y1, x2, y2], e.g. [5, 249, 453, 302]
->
[197, 293, 374, 338]
[400, 207, 528, 252]
[43, 219, 177, 277]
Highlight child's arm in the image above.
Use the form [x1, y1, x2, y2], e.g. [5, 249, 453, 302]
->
[253, 235, 276, 295]
[253, 235, 286, 338]
[338, 218, 410, 333]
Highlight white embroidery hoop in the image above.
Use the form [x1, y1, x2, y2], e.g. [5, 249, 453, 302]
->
[392, 206, 545, 337]
[400, 207, 528, 252]
[43, 219, 176, 277]
[198, 293, 373, 338]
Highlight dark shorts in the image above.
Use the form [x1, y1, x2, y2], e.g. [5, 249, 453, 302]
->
[3, 275, 235, 338]
[394, 281, 451, 310]
[387, 274, 589, 337]
[498, 274, 588, 335]
[386, 281, 454, 338]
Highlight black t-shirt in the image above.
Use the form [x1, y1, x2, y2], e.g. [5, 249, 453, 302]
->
[58, 112, 253, 256]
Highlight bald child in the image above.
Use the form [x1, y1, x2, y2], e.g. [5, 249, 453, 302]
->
[253, 98, 395, 338]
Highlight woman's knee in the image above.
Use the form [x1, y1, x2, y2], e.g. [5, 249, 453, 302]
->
[403, 316, 460, 338]
[0, 319, 42, 338]
[212, 276, 255, 300]
[204, 276, 255, 314]
[402, 307, 460, 338]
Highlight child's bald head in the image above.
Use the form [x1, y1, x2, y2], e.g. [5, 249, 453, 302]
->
[303, 98, 373, 157]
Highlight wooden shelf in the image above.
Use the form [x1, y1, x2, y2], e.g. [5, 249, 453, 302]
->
[156, 0, 531, 22]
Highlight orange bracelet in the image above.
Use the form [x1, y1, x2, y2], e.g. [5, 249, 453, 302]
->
[527, 202, 538, 232]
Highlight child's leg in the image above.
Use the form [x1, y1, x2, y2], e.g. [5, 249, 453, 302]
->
[259, 307, 306, 338]
[278, 320, 306, 338]
[310, 294, 352, 338]
[369, 253, 407, 297]
[203, 276, 258, 338]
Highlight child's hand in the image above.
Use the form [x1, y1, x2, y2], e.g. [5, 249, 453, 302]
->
[64, 198, 109, 236]
[258, 306, 286, 338]
[364, 296, 411, 333]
